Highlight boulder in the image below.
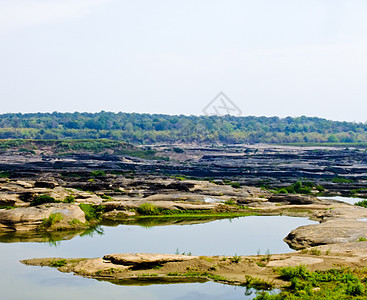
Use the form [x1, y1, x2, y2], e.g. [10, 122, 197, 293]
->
[0, 203, 86, 231]
[284, 220, 367, 249]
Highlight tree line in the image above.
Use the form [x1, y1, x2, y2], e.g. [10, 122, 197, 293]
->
[0, 112, 366, 144]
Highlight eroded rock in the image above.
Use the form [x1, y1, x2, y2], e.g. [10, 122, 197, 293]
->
[285, 220, 367, 249]
[0, 203, 86, 231]
[103, 253, 198, 267]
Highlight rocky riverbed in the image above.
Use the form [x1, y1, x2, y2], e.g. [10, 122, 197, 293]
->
[1, 144, 367, 294]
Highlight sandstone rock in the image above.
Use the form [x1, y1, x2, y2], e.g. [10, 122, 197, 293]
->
[0, 203, 86, 231]
[268, 194, 317, 205]
[284, 220, 367, 249]
[103, 253, 198, 267]
[267, 256, 324, 267]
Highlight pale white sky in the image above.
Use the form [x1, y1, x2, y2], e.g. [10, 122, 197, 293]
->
[0, 0, 366, 122]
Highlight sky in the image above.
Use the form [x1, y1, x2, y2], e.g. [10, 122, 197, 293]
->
[0, 0, 366, 122]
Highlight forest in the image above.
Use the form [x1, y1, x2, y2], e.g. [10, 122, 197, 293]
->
[0, 112, 366, 144]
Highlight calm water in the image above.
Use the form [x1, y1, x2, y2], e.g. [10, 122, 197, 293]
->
[0, 216, 316, 300]
[318, 196, 366, 205]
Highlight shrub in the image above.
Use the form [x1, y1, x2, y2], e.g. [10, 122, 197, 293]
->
[30, 195, 57, 206]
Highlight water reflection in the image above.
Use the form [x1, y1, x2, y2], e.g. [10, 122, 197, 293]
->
[0, 216, 316, 299]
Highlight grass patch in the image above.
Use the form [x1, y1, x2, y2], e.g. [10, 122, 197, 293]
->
[0, 171, 10, 178]
[136, 203, 161, 215]
[355, 200, 367, 208]
[255, 266, 367, 299]
[79, 204, 104, 221]
[99, 194, 113, 201]
[245, 275, 274, 290]
[0, 206, 15, 210]
[224, 199, 237, 206]
[50, 259, 67, 267]
[275, 181, 315, 195]
[40, 212, 63, 229]
[91, 170, 106, 177]
[310, 248, 321, 256]
[68, 218, 84, 226]
[63, 195, 75, 203]
[230, 254, 241, 263]
[332, 177, 354, 183]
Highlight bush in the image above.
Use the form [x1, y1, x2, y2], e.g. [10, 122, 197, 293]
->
[30, 195, 57, 206]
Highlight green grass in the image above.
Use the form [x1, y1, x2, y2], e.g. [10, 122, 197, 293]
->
[40, 212, 63, 229]
[355, 200, 367, 208]
[274, 181, 315, 195]
[63, 195, 75, 203]
[79, 204, 105, 221]
[309, 248, 321, 256]
[245, 275, 274, 290]
[230, 254, 241, 263]
[50, 259, 67, 267]
[136, 203, 161, 215]
[0, 206, 15, 210]
[0, 171, 10, 178]
[255, 266, 367, 299]
[68, 218, 84, 226]
[99, 194, 113, 201]
[91, 170, 106, 177]
[30, 195, 57, 206]
[332, 177, 354, 183]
